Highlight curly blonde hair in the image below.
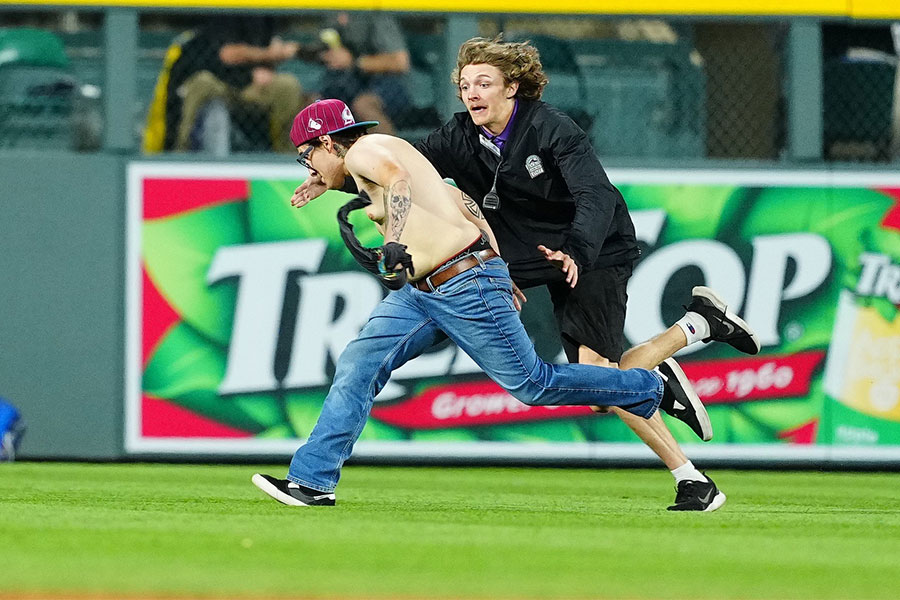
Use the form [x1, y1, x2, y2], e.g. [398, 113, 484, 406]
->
[452, 36, 548, 101]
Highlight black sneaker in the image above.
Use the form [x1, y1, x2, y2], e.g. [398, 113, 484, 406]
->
[667, 475, 727, 512]
[657, 358, 713, 442]
[251, 473, 336, 506]
[686, 286, 761, 355]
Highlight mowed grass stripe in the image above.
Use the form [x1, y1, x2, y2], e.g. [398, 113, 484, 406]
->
[2, 463, 899, 599]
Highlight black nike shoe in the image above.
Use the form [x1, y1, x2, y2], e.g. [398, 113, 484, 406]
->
[686, 286, 761, 355]
[667, 475, 727, 512]
[251, 473, 336, 506]
[657, 358, 713, 442]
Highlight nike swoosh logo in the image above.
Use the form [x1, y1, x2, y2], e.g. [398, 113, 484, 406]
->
[699, 489, 713, 503]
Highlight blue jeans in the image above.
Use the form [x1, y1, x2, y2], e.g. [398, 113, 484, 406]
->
[288, 257, 663, 492]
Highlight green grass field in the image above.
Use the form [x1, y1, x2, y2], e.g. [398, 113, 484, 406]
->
[2, 463, 899, 599]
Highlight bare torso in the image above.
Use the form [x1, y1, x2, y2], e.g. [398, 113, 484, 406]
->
[345, 134, 482, 279]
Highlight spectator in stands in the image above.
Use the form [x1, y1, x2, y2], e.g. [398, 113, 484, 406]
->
[315, 11, 412, 135]
[144, 16, 302, 154]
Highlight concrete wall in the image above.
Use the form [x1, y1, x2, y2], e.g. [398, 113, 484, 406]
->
[0, 151, 126, 459]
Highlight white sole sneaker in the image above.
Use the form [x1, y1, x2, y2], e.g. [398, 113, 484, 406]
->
[251, 473, 335, 506]
[660, 358, 713, 442]
[705, 491, 727, 512]
[691, 286, 761, 355]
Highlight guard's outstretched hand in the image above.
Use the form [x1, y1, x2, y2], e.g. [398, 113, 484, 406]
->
[537, 245, 579, 288]
[511, 282, 527, 311]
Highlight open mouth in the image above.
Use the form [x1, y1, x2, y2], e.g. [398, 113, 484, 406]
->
[469, 105, 487, 116]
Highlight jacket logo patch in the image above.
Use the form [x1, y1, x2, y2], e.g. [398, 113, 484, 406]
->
[525, 155, 544, 178]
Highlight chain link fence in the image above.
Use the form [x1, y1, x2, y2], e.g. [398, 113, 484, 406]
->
[490, 18, 788, 160]
[0, 9, 898, 162]
[823, 23, 900, 161]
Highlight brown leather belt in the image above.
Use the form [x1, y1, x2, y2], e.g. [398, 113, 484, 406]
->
[412, 249, 499, 292]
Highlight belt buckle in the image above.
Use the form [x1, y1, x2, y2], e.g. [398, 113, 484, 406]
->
[424, 250, 485, 292]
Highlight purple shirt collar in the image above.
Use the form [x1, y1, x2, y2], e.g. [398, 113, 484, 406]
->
[481, 99, 518, 152]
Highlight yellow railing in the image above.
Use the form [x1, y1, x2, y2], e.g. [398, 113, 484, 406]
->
[6, 0, 898, 20]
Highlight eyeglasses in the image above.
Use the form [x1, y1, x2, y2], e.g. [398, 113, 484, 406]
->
[296, 145, 314, 170]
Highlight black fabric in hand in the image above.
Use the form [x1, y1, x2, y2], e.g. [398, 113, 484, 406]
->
[378, 242, 415, 277]
[337, 194, 379, 271]
[336, 194, 414, 290]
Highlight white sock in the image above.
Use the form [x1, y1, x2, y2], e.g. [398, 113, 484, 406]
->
[671, 461, 708, 484]
[675, 311, 711, 346]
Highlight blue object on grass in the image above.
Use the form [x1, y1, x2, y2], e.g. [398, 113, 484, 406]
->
[0, 397, 25, 462]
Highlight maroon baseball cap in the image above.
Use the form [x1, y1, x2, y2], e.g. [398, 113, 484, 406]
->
[290, 99, 379, 147]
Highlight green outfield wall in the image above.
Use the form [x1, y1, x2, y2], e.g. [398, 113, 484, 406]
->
[4, 153, 900, 466]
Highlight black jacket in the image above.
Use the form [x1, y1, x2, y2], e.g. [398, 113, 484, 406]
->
[414, 99, 639, 288]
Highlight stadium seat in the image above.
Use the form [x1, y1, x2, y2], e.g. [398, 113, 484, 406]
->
[0, 28, 70, 69]
[568, 38, 706, 158]
[507, 33, 594, 133]
[59, 30, 104, 88]
[405, 32, 443, 108]
[395, 32, 446, 142]
[60, 28, 182, 151]
[823, 56, 896, 160]
[273, 30, 327, 93]
[0, 28, 77, 149]
[278, 60, 326, 95]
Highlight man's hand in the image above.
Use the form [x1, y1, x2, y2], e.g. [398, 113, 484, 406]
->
[251, 66, 275, 88]
[537, 245, 579, 288]
[291, 172, 328, 208]
[378, 242, 415, 276]
[511, 282, 527, 311]
[321, 46, 353, 70]
[269, 37, 299, 61]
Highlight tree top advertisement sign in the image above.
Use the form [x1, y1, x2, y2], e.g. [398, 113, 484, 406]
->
[125, 163, 900, 463]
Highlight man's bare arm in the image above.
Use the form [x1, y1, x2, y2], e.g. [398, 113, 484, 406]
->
[357, 50, 410, 74]
[345, 140, 412, 245]
[219, 39, 297, 65]
[384, 180, 412, 243]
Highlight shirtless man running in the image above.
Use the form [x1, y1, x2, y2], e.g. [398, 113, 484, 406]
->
[251, 99, 720, 509]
